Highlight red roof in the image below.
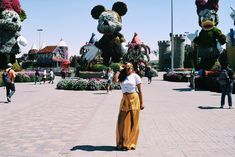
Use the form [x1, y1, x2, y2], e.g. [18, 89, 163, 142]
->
[28, 49, 38, 54]
[38, 46, 57, 54]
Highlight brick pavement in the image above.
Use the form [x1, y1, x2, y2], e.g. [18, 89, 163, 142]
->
[0, 74, 235, 157]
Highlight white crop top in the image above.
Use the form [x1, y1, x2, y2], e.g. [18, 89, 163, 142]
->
[120, 73, 141, 93]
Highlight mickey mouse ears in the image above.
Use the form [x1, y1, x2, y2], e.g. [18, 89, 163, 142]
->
[91, 1, 127, 19]
[112, 1, 127, 16]
[91, 5, 105, 19]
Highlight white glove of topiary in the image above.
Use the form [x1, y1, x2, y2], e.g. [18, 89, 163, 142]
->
[82, 45, 100, 62]
[17, 36, 27, 46]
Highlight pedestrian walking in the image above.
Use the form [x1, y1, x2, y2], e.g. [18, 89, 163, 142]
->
[106, 67, 114, 94]
[34, 68, 41, 85]
[2, 63, 16, 102]
[145, 66, 153, 84]
[48, 69, 54, 84]
[42, 69, 47, 84]
[218, 64, 233, 109]
[61, 69, 66, 79]
[190, 67, 196, 91]
[113, 62, 144, 151]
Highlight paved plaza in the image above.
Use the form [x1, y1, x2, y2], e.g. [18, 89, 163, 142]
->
[0, 73, 235, 157]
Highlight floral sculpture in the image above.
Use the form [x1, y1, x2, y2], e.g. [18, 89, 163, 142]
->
[0, 0, 27, 68]
[82, 1, 127, 66]
[193, 0, 226, 70]
[123, 33, 150, 75]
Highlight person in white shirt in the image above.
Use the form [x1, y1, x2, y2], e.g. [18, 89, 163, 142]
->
[49, 69, 54, 84]
[113, 62, 144, 151]
[42, 69, 47, 84]
[106, 67, 114, 93]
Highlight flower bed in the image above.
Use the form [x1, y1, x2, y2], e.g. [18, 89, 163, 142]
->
[163, 71, 190, 82]
[195, 71, 235, 93]
[57, 78, 121, 91]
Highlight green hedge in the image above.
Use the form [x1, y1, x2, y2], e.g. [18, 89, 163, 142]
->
[15, 73, 35, 82]
[79, 71, 103, 79]
[91, 64, 108, 72]
[109, 63, 122, 72]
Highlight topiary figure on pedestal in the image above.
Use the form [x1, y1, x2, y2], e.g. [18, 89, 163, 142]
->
[0, 0, 27, 69]
[193, 0, 226, 70]
[82, 2, 127, 66]
[123, 33, 150, 75]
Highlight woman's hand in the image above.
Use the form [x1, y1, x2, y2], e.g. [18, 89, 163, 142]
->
[140, 104, 144, 110]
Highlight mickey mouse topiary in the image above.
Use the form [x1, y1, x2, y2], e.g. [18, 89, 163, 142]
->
[83, 1, 128, 66]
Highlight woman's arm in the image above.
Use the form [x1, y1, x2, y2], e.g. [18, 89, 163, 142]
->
[137, 83, 144, 110]
[113, 71, 120, 83]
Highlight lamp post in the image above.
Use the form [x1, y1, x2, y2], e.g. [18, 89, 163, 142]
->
[37, 29, 43, 50]
[170, 0, 174, 72]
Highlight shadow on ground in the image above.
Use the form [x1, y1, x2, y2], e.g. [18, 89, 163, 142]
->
[198, 106, 221, 109]
[93, 92, 108, 95]
[71, 145, 117, 152]
[0, 101, 8, 104]
[173, 88, 193, 92]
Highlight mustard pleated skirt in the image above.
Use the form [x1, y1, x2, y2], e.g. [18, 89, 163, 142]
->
[116, 92, 140, 150]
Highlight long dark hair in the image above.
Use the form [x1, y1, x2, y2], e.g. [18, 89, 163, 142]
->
[118, 67, 128, 82]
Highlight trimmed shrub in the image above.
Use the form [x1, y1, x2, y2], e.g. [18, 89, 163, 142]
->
[91, 64, 107, 72]
[15, 73, 34, 82]
[109, 63, 122, 72]
[73, 80, 88, 90]
[79, 71, 102, 79]
[86, 80, 99, 90]
[12, 62, 22, 72]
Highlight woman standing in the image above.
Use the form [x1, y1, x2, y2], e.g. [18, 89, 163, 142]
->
[113, 62, 144, 151]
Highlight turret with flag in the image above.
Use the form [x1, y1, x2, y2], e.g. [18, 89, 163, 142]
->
[52, 39, 70, 69]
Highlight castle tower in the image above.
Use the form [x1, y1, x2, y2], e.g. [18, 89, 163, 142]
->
[158, 40, 171, 71]
[173, 34, 186, 69]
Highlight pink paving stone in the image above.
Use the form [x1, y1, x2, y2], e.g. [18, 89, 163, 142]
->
[0, 73, 234, 157]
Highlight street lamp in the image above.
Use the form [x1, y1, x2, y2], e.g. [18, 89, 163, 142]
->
[170, 0, 174, 72]
[37, 29, 43, 50]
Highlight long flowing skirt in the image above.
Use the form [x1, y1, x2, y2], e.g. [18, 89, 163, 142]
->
[116, 92, 140, 149]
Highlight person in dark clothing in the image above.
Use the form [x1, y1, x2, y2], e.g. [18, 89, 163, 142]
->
[75, 67, 80, 77]
[145, 66, 153, 84]
[34, 69, 41, 85]
[61, 69, 66, 79]
[219, 64, 233, 109]
[2, 63, 16, 102]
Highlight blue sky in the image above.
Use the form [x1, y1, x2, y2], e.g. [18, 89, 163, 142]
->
[20, 0, 234, 57]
